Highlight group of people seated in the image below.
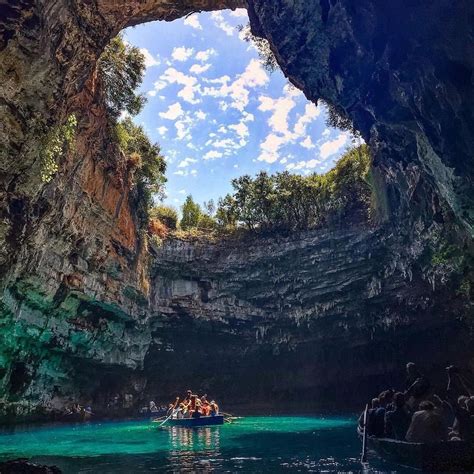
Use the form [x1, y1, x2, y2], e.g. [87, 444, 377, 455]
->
[167, 390, 220, 419]
[360, 362, 474, 443]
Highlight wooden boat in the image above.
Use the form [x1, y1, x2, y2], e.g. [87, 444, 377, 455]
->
[366, 436, 474, 471]
[166, 415, 225, 428]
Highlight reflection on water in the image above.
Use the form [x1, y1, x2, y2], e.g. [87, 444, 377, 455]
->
[167, 426, 221, 471]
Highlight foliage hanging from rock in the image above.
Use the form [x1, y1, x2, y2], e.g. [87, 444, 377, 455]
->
[98, 35, 147, 119]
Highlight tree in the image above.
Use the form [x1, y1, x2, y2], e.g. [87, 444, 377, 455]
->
[180, 195, 202, 230]
[98, 35, 147, 118]
[216, 195, 238, 229]
[115, 117, 167, 221]
[216, 145, 372, 233]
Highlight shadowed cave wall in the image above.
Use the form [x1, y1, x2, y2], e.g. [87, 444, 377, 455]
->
[0, 0, 473, 418]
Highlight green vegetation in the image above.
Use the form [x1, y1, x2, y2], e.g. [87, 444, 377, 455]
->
[115, 118, 166, 223]
[218, 144, 371, 233]
[40, 114, 77, 183]
[97, 35, 166, 225]
[165, 145, 372, 239]
[98, 35, 146, 118]
[149, 205, 178, 230]
[180, 195, 203, 230]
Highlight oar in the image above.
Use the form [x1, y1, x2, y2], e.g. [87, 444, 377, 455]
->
[361, 404, 369, 464]
[157, 410, 176, 427]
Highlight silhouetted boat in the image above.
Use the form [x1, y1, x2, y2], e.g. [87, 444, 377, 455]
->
[166, 415, 224, 427]
[366, 436, 474, 471]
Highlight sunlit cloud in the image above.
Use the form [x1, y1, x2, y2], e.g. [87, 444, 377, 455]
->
[319, 133, 350, 159]
[190, 63, 211, 75]
[159, 102, 184, 120]
[139, 47, 160, 68]
[203, 150, 224, 160]
[178, 157, 198, 168]
[183, 15, 202, 30]
[210, 11, 235, 36]
[172, 46, 194, 62]
[196, 49, 217, 62]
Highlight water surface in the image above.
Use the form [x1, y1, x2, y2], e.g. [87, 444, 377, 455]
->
[0, 416, 409, 472]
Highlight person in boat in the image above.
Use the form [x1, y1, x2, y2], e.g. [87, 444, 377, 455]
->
[210, 400, 219, 416]
[405, 400, 448, 443]
[192, 398, 203, 418]
[405, 363, 431, 408]
[201, 399, 211, 416]
[176, 403, 186, 419]
[379, 389, 395, 412]
[366, 398, 386, 437]
[167, 397, 180, 416]
[384, 392, 412, 440]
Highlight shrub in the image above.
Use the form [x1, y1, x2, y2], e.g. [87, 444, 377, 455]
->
[148, 218, 168, 239]
[40, 114, 77, 183]
[150, 205, 178, 230]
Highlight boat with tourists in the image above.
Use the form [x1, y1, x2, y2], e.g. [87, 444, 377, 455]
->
[155, 389, 228, 428]
[358, 363, 474, 471]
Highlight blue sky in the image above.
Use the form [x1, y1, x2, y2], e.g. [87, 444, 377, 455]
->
[123, 9, 355, 209]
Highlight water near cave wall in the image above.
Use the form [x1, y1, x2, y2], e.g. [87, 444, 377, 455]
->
[0, 0, 472, 419]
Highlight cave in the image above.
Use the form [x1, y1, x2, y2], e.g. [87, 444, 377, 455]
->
[0, 0, 473, 425]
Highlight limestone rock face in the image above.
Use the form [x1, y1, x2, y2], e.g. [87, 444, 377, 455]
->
[0, 0, 472, 418]
[142, 225, 471, 409]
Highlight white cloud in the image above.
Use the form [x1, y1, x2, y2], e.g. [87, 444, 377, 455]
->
[202, 59, 269, 112]
[322, 128, 331, 137]
[183, 15, 202, 30]
[210, 12, 234, 36]
[301, 136, 315, 149]
[319, 133, 350, 159]
[178, 157, 198, 168]
[229, 122, 249, 140]
[286, 158, 324, 171]
[157, 126, 168, 136]
[190, 63, 211, 75]
[140, 48, 160, 68]
[172, 46, 194, 62]
[203, 150, 224, 160]
[161, 68, 200, 104]
[195, 110, 207, 120]
[153, 80, 167, 92]
[258, 95, 296, 137]
[159, 102, 183, 120]
[174, 168, 198, 177]
[294, 103, 320, 136]
[258, 134, 286, 163]
[148, 90, 157, 97]
[196, 49, 217, 62]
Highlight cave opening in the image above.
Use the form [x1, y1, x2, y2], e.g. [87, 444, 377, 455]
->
[114, 8, 366, 234]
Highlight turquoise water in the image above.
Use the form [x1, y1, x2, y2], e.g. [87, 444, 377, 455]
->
[0, 416, 406, 472]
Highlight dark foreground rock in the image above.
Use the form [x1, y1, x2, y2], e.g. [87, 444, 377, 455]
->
[0, 460, 61, 474]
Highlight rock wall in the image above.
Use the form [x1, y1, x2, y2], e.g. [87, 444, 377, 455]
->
[249, 0, 474, 233]
[0, 0, 472, 418]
